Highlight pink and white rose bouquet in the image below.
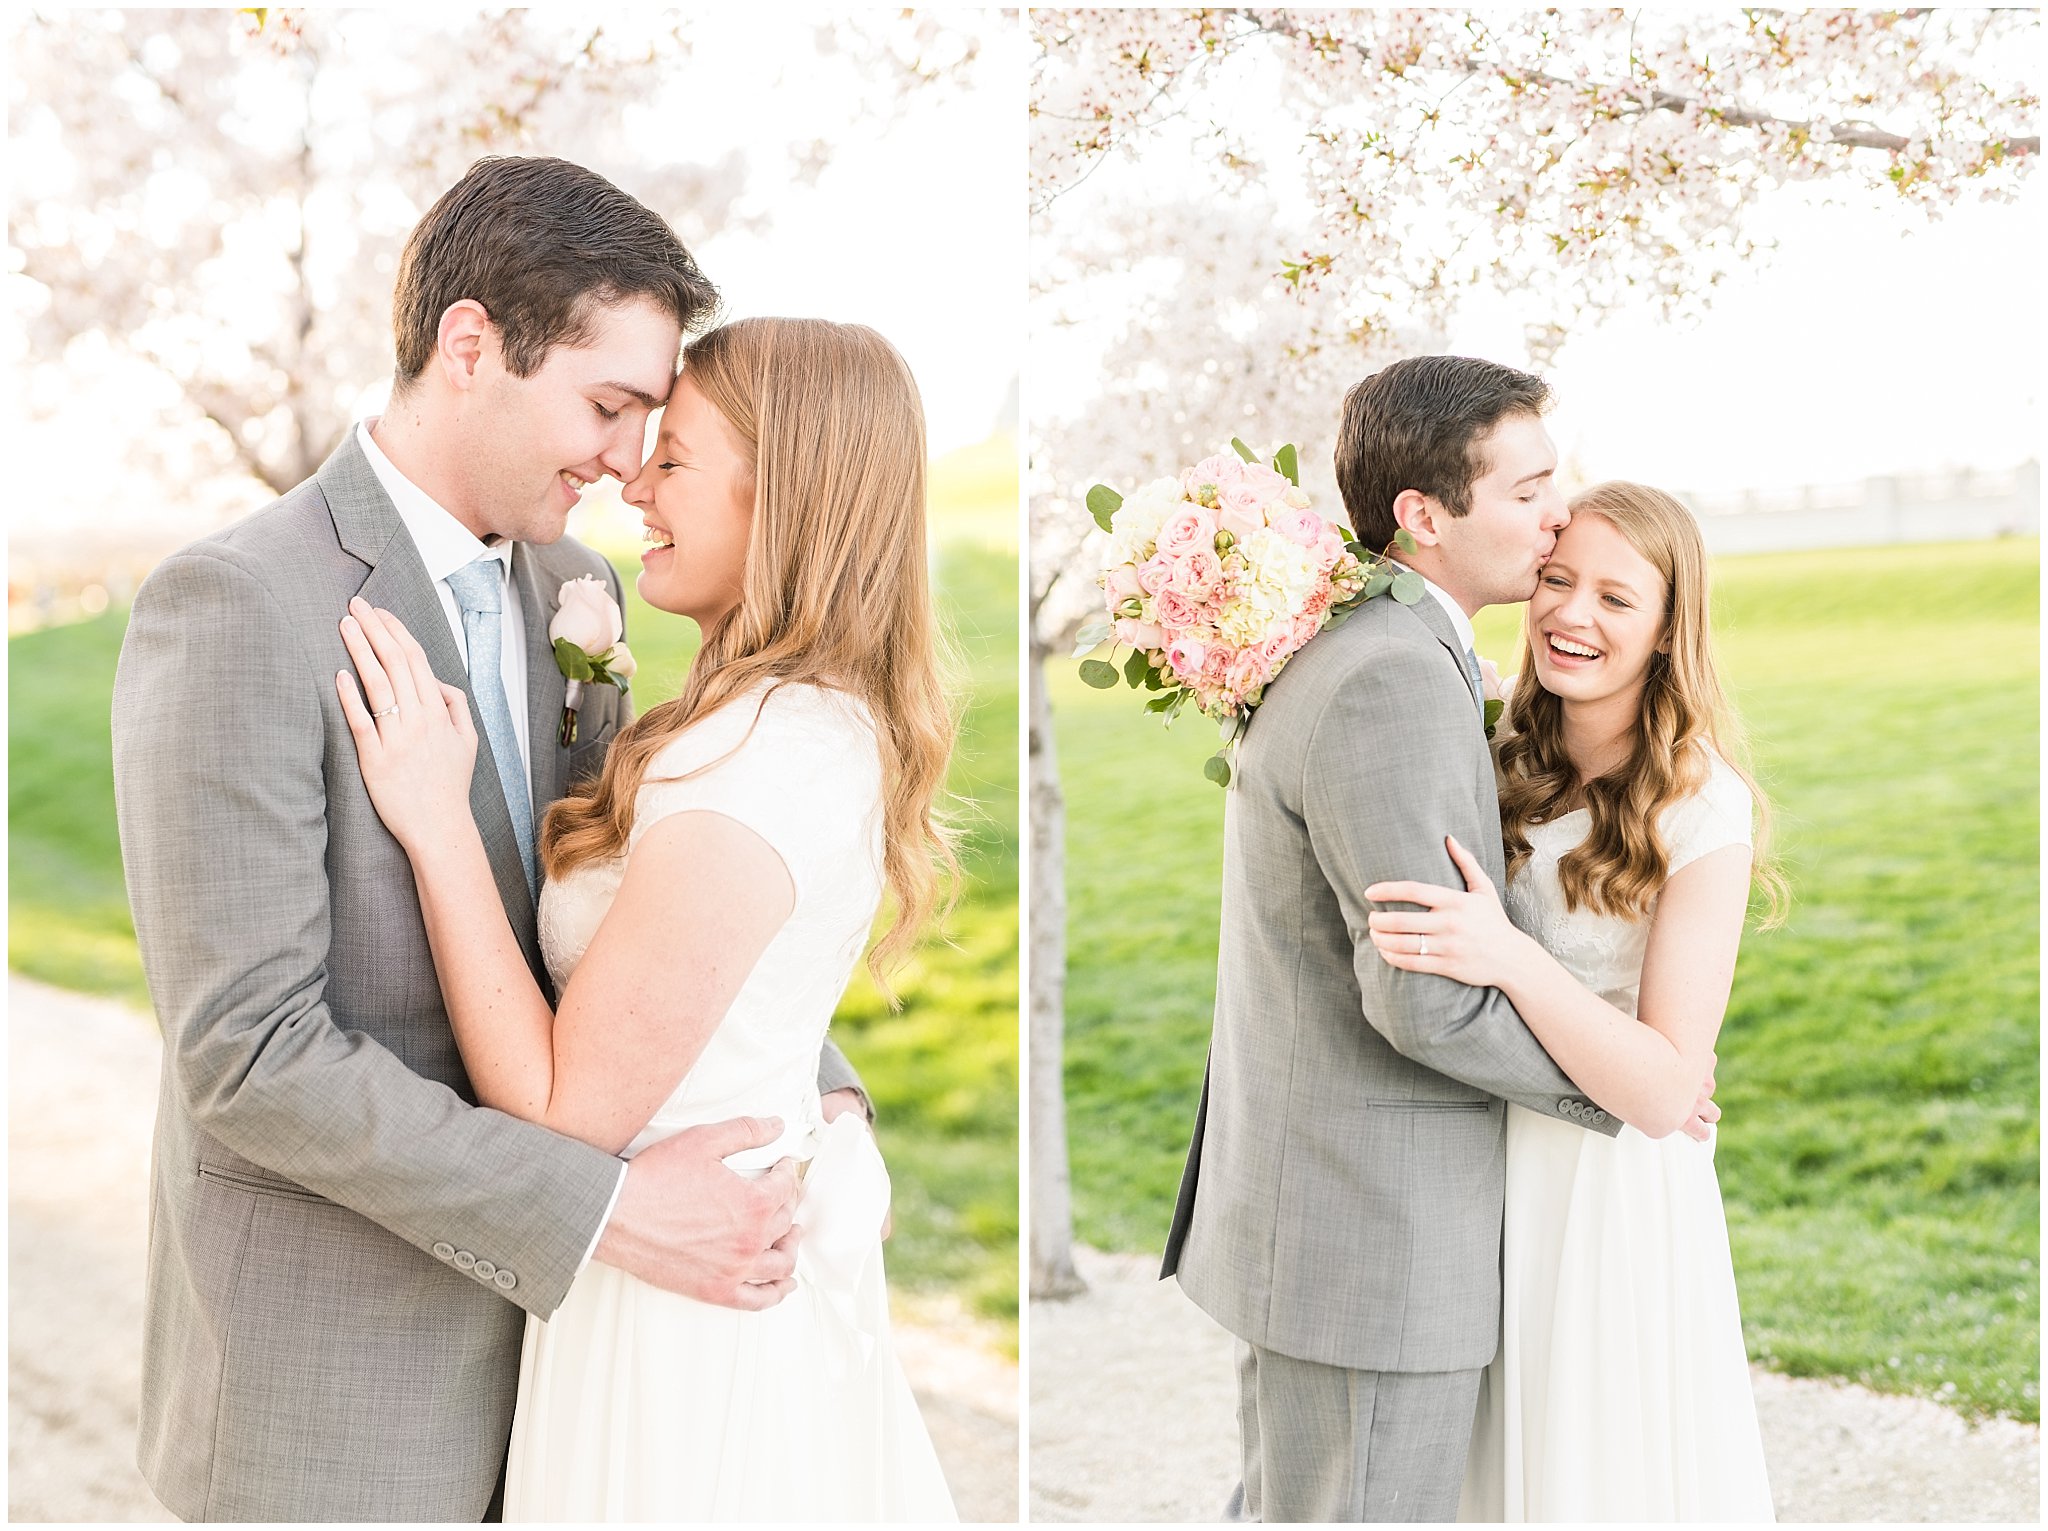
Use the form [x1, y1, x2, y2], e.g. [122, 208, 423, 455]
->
[1074, 439, 1423, 784]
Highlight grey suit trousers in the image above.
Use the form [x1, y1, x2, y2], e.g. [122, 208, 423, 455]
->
[1230, 1344, 1481, 1523]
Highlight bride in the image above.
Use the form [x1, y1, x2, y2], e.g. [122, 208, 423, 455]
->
[1364, 481, 1786, 1522]
[333, 316, 959, 1520]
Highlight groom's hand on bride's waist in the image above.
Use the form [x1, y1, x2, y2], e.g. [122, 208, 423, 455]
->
[593, 1116, 804, 1310]
[1681, 1052, 1721, 1143]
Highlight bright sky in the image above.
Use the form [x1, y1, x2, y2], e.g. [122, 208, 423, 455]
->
[11, 11, 1022, 559]
[1033, 41, 2043, 497]
[648, 12, 1023, 458]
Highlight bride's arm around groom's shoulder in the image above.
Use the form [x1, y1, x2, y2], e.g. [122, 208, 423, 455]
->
[113, 535, 621, 1318]
[1285, 630, 1618, 1135]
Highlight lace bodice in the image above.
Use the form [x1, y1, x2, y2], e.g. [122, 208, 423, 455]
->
[1501, 750, 1754, 1017]
[536, 680, 884, 1163]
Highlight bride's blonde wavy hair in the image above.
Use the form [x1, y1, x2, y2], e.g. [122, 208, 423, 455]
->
[540, 317, 960, 995]
[1497, 481, 1787, 927]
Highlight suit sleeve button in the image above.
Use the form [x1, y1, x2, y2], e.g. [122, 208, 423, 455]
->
[432, 1242, 456, 1261]
[453, 1250, 477, 1270]
[474, 1260, 497, 1280]
[1557, 1099, 1575, 1114]
[1592, 1110, 1608, 1124]
[494, 1269, 518, 1291]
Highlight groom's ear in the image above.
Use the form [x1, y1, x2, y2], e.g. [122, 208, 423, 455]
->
[1391, 488, 1440, 546]
[435, 300, 493, 390]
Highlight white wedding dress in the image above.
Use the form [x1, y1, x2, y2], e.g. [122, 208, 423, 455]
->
[502, 680, 956, 1522]
[1459, 750, 1775, 1522]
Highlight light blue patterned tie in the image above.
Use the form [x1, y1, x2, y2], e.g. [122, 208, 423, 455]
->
[447, 556, 536, 899]
[1462, 645, 1486, 716]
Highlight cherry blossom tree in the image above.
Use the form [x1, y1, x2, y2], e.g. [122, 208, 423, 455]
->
[8, 8, 980, 510]
[1025, 6, 2039, 1295]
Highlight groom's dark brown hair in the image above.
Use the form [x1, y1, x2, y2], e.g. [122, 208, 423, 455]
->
[1335, 355, 1551, 548]
[390, 156, 719, 388]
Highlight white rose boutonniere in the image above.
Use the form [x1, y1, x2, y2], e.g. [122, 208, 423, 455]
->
[550, 576, 632, 746]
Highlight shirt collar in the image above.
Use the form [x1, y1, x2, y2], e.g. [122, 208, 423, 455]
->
[356, 419, 513, 585]
[1397, 562, 1479, 656]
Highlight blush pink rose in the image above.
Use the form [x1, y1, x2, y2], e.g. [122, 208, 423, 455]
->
[551, 575, 624, 654]
[1183, 453, 1244, 497]
[1136, 556, 1175, 595]
[1217, 501, 1266, 543]
[1156, 508, 1217, 560]
[1164, 635, 1208, 680]
[1154, 588, 1202, 630]
[1272, 506, 1326, 549]
[1173, 548, 1224, 598]
[1116, 618, 1166, 650]
[1106, 565, 1143, 602]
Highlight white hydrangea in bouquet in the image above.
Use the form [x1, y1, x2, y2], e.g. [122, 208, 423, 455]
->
[1074, 438, 1424, 785]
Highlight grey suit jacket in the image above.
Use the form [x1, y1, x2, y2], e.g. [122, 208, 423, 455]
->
[1161, 589, 1620, 1375]
[114, 433, 863, 1521]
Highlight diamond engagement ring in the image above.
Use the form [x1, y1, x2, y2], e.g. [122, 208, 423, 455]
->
[1419, 937, 1429, 957]
[372, 705, 400, 720]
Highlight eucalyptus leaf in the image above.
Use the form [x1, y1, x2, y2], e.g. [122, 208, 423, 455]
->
[1364, 571, 1393, 598]
[1390, 569, 1426, 604]
[1484, 698, 1505, 738]
[1229, 437, 1258, 463]
[1071, 619, 1113, 657]
[1086, 484, 1123, 531]
[1079, 659, 1120, 689]
[1144, 692, 1178, 713]
[1274, 443, 1299, 485]
[1394, 528, 1419, 554]
[1204, 753, 1233, 787]
[1124, 648, 1150, 687]
[1142, 663, 1166, 691]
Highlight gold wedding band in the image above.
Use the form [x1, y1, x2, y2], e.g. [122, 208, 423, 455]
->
[1419, 937, 1429, 957]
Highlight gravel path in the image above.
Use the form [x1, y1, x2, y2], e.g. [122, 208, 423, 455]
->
[1030, 1247, 2040, 1523]
[6, 975, 1018, 1523]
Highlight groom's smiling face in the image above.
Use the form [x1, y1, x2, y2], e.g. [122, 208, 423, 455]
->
[464, 295, 683, 545]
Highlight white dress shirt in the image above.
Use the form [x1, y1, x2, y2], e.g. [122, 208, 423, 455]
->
[355, 419, 623, 1268]
[355, 421, 531, 779]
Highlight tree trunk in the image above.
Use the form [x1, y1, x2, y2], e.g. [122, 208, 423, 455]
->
[1028, 633, 1086, 1299]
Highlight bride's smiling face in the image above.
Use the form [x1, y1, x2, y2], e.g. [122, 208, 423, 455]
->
[622, 374, 754, 626]
[1524, 512, 1670, 707]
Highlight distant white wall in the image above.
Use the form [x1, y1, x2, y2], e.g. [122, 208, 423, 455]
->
[1683, 463, 2040, 556]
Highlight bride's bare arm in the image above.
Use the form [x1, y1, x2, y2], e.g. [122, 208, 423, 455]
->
[1366, 835, 1750, 1137]
[337, 598, 793, 1154]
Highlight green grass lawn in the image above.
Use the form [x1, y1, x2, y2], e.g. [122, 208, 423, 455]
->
[1052, 537, 2039, 1421]
[9, 448, 1019, 1346]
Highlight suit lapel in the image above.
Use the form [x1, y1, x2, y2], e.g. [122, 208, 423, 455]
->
[1401, 586, 1482, 717]
[319, 434, 543, 974]
[513, 543, 572, 816]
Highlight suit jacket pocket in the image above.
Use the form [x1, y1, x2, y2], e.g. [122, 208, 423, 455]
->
[196, 1162, 331, 1205]
[1363, 1098, 1491, 1111]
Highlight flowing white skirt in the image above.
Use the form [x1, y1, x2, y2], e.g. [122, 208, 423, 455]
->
[502, 1115, 956, 1522]
[1459, 1105, 1774, 1523]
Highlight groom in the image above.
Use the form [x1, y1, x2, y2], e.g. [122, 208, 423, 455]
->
[1163, 356, 1636, 1521]
[113, 157, 869, 1521]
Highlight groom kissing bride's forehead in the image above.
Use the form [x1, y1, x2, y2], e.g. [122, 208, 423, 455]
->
[112, 156, 870, 1522]
[1334, 353, 1568, 612]
[1163, 352, 1633, 1523]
